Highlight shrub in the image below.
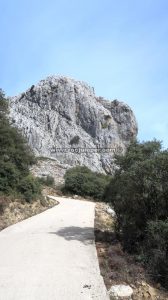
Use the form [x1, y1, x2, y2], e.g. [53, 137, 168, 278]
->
[0, 119, 35, 175]
[0, 160, 20, 194]
[70, 135, 80, 145]
[64, 166, 111, 200]
[17, 175, 42, 203]
[104, 139, 168, 287]
[0, 195, 9, 215]
[145, 220, 168, 288]
[101, 122, 108, 129]
[38, 175, 55, 187]
[105, 140, 168, 250]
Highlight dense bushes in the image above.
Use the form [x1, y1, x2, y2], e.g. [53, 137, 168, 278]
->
[0, 116, 35, 174]
[63, 166, 111, 200]
[0, 90, 41, 202]
[0, 160, 20, 194]
[104, 140, 168, 287]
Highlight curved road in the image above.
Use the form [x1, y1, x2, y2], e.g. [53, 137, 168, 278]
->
[0, 196, 109, 300]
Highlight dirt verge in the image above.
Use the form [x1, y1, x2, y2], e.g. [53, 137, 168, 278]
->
[0, 187, 59, 231]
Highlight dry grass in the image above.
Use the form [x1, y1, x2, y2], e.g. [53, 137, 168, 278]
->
[0, 187, 59, 231]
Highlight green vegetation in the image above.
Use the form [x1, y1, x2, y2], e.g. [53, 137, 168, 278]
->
[0, 195, 9, 215]
[38, 175, 55, 187]
[145, 220, 168, 287]
[101, 122, 108, 129]
[104, 140, 168, 287]
[0, 89, 41, 202]
[63, 166, 111, 200]
[17, 175, 42, 202]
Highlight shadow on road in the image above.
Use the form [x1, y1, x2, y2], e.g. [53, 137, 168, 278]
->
[49, 226, 94, 245]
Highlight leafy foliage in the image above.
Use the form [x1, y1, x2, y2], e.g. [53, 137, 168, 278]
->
[0, 89, 8, 116]
[114, 139, 162, 172]
[0, 90, 40, 202]
[145, 220, 168, 288]
[104, 140, 168, 287]
[64, 166, 111, 200]
[18, 175, 42, 203]
[38, 175, 55, 187]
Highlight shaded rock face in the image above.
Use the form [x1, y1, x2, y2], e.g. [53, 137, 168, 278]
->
[9, 76, 138, 174]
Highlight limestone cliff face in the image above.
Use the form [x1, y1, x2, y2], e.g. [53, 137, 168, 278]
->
[9, 76, 138, 174]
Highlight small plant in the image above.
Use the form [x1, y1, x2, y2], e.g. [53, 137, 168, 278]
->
[0, 196, 8, 215]
[101, 122, 108, 129]
[69, 135, 80, 145]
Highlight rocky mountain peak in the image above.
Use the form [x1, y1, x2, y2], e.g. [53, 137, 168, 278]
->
[9, 76, 138, 177]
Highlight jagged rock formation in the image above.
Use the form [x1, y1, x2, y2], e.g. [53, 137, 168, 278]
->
[9, 76, 138, 175]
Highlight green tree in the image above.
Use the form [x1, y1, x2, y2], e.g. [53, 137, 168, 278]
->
[0, 89, 8, 116]
[104, 140, 168, 287]
[0, 90, 40, 201]
[105, 140, 168, 249]
[114, 139, 162, 172]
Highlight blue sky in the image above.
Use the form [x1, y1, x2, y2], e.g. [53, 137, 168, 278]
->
[0, 0, 168, 147]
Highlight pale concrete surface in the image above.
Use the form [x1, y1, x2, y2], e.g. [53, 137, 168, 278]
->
[0, 196, 109, 300]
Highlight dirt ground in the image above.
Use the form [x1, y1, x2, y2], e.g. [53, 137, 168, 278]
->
[94, 202, 168, 300]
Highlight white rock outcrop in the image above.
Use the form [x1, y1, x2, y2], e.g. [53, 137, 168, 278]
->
[108, 285, 133, 299]
[9, 76, 138, 174]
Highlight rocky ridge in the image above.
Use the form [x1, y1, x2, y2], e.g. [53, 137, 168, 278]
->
[9, 76, 138, 177]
